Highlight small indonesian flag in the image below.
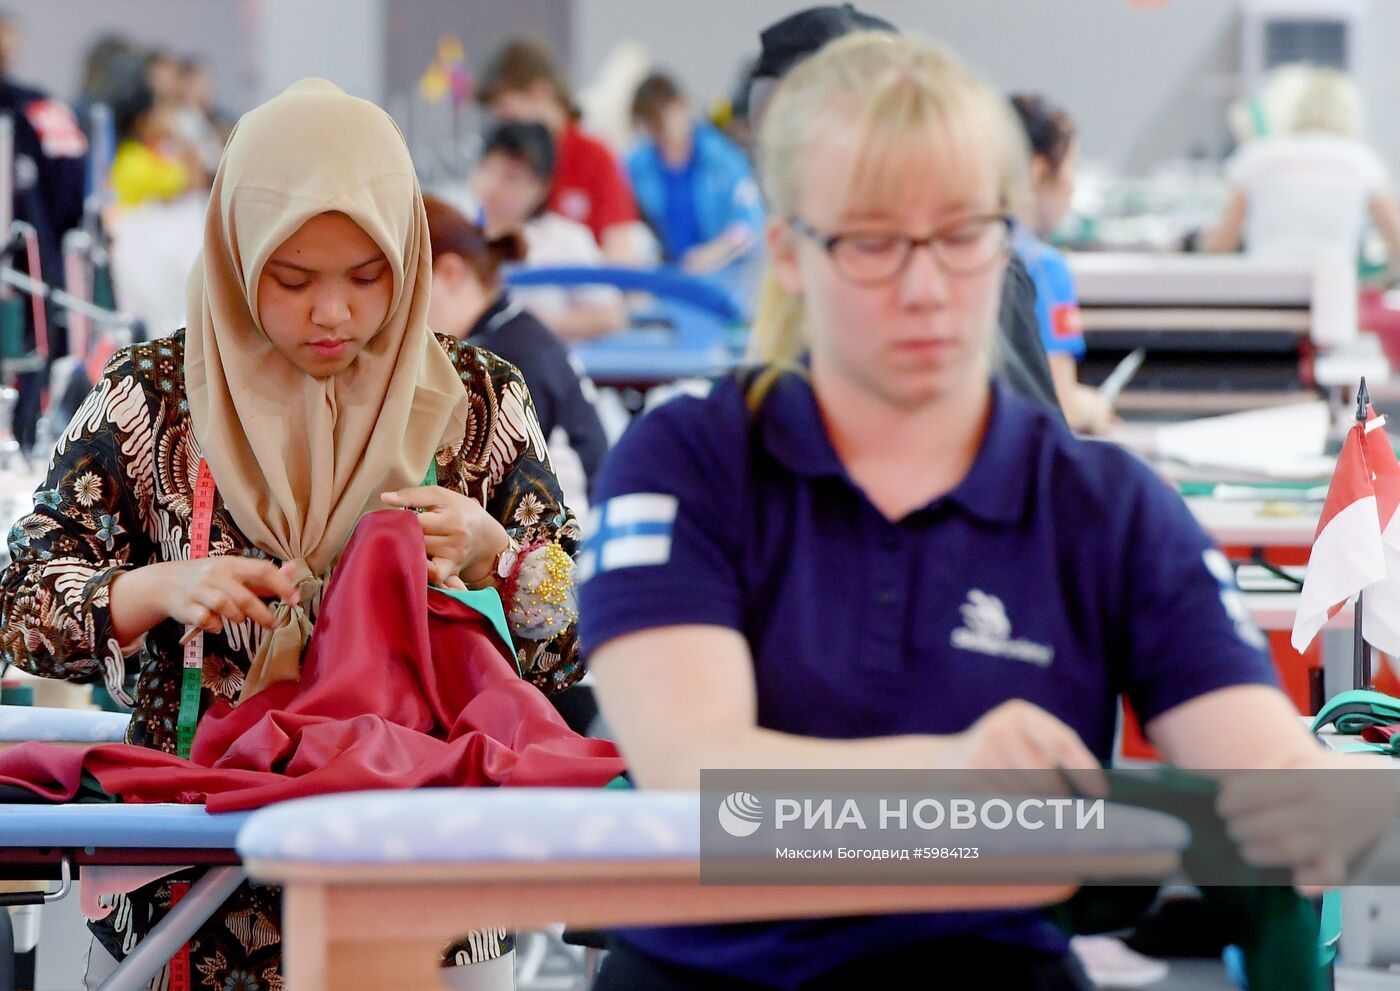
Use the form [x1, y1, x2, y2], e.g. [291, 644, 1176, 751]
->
[1291, 419, 1387, 653]
[1362, 410, 1400, 658]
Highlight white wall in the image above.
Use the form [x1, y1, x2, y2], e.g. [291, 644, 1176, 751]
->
[571, 0, 1244, 175]
[6, 0, 389, 115]
[252, 0, 386, 105]
[5, 0, 253, 109]
[1357, 0, 1400, 184]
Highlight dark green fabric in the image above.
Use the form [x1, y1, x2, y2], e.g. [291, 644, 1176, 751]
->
[78, 769, 117, 803]
[1047, 767, 1323, 991]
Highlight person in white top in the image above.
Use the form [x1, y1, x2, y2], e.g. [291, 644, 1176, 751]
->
[473, 120, 628, 340]
[1205, 67, 1400, 279]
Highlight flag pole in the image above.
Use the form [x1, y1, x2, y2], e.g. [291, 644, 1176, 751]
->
[1356, 377, 1373, 690]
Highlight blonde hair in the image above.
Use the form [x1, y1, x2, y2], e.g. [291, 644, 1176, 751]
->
[1290, 67, 1361, 139]
[745, 32, 1029, 407]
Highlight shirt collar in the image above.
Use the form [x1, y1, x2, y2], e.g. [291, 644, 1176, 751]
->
[757, 371, 1042, 525]
[467, 293, 524, 339]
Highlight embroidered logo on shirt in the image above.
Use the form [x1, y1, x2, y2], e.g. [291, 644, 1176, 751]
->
[1202, 548, 1268, 650]
[950, 590, 1055, 667]
[577, 493, 678, 581]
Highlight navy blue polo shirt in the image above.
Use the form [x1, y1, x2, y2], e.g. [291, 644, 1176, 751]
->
[578, 370, 1277, 988]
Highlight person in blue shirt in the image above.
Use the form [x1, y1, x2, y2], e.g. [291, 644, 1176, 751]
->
[627, 72, 765, 273]
[579, 32, 1393, 991]
[1009, 92, 1116, 435]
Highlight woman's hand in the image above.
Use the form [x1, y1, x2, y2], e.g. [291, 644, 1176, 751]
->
[937, 699, 1107, 798]
[1217, 750, 1399, 890]
[380, 485, 509, 586]
[159, 558, 301, 636]
[1072, 384, 1119, 436]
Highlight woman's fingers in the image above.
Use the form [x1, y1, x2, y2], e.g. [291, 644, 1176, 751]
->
[227, 584, 278, 629]
[193, 605, 221, 635]
[381, 486, 449, 511]
[233, 559, 301, 604]
[427, 556, 458, 586]
[422, 534, 470, 562]
[1017, 717, 1106, 797]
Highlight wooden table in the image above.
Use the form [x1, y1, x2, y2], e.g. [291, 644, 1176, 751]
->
[239, 789, 1187, 990]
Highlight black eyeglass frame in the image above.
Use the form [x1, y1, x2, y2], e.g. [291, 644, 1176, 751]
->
[787, 213, 1015, 285]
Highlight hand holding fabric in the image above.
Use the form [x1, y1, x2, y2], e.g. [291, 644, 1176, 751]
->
[380, 484, 510, 586]
[159, 557, 302, 635]
[1217, 750, 1399, 890]
[936, 699, 1108, 799]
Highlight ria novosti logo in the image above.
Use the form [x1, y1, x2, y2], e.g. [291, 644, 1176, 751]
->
[717, 791, 764, 837]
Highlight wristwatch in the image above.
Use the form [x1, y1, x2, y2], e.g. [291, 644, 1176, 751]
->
[495, 545, 519, 580]
[466, 540, 519, 591]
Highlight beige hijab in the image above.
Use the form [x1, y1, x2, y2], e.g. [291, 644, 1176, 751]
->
[185, 79, 469, 700]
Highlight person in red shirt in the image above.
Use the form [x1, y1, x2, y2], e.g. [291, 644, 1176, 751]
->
[477, 38, 642, 262]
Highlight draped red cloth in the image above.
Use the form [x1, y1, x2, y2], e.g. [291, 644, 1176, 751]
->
[0, 510, 625, 811]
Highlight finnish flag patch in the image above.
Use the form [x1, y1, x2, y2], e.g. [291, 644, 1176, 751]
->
[578, 493, 679, 582]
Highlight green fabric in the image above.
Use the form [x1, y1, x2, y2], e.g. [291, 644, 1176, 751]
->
[1176, 480, 1325, 499]
[1336, 740, 1399, 755]
[92, 264, 117, 311]
[1311, 689, 1400, 736]
[1048, 767, 1324, 991]
[79, 769, 118, 803]
[1319, 891, 1342, 967]
[416, 456, 519, 666]
[0, 296, 24, 358]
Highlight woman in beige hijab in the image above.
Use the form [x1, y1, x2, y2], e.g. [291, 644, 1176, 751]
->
[1, 79, 582, 988]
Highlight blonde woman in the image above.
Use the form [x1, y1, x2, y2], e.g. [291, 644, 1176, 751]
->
[580, 34, 1393, 989]
[1206, 67, 1400, 278]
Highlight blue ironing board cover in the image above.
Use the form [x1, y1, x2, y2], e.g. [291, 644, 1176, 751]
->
[239, 789, 700, 864]
[0, 706, 131, 743]
[0, 803, 249, 849]
[236, 789, 1190, 866]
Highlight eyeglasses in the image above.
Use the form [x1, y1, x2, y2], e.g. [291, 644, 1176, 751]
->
[788, 214, 1013, 285]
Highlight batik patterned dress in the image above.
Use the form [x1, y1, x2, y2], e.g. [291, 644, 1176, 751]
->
[0, 330, 584, 986]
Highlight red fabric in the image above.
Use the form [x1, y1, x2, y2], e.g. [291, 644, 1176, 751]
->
[548, 123, 638, 243]
[0, 510, 625, 811]
[1361, 723, 1400, 744]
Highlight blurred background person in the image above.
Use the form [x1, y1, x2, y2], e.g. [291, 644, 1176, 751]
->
[477, 37, 644, 263]
[1203, 66, 1400, 283]
[75, 33, 139, 106]
[1010, 92, 1116, 434]
[0, 5, 87, 454]
[108, 76, 203, 208]
[172, 55, 232, 176]
[72, 32, 143, 160]
[141, 47, 180, 112]
[104, 72, 208, 340]
[424, 193, 607, 511]
[626, 71, 764, 274]
[473, 119, 627, 341]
